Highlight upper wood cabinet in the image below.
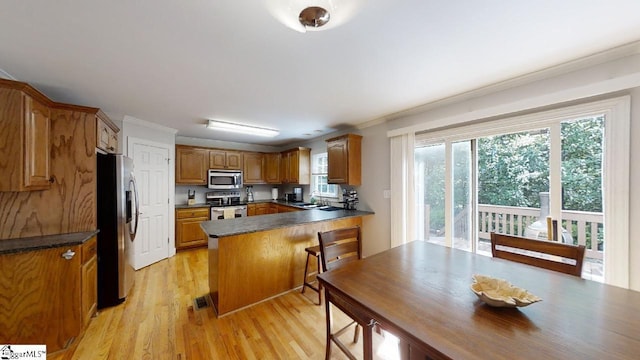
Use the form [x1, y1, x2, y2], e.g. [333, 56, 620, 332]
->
[176, 145, 208, 185]
[264, 152, 281, 184]
[209, 149, 242, 170]
[96, 113, 119, 154]
[280, 147, 310, 184]
[173, 145, 309, 185]
[243, 152, 264, 184]
[327, 134, 362, 186]
[0, 82, 52, 192]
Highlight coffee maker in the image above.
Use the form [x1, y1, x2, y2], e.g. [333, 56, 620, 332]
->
[246, 186, 254, 202]
[341, 188, 359, 210]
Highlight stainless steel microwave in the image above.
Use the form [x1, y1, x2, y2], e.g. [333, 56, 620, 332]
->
[208, 169, 243, 190]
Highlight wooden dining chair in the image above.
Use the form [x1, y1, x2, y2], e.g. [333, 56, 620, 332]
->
[490, 232, 586, 277]
[318, 226, 362, 360]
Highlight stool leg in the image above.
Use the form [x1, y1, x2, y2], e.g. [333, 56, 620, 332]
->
[316, 254, 322, 305]
[302, 252, 311, 295]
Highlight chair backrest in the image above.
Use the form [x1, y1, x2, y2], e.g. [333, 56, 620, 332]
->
[318, 226, 361, 272]
[490, 232, 586, 277]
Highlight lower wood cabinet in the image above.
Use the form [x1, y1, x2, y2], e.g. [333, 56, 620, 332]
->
[277, 204, 300, 213]
[0, 241, 92, 354]
[176, 207, 210, 250]
[247, 203, 300, 216]
[81, 236, 98, 327]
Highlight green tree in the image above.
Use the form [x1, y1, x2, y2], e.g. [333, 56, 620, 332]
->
[415, 115, 604, 235]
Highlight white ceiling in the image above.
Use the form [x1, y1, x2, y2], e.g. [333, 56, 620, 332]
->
[1, 1, 640, 146]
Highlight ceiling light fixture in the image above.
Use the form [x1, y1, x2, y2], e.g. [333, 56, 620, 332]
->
[265, 0, 365, 33]
[207, 120, 280, 137]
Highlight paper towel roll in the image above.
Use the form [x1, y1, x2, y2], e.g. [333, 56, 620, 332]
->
[271, 188, 278, 200]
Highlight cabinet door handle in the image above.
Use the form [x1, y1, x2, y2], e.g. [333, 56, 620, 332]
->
[61, 249, 76, 260]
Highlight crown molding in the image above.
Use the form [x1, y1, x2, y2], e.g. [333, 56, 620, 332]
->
[123, 115, 178, 134]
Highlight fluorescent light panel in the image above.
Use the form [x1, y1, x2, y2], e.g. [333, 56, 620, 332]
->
[207, 119, 279, 137]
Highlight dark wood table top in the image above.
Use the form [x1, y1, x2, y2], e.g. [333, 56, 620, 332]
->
[317, 241, 640, 359]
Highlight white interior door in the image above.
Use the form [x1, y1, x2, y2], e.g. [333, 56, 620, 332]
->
[128, 139, 170, 269]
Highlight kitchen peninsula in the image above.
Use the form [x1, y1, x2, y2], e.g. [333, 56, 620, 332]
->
[201, 208, 373, 316]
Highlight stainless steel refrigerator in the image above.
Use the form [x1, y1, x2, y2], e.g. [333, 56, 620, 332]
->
[96, 153, 139, 308]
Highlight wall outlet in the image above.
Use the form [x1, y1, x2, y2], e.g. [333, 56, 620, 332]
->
[383, 190, 391, 199]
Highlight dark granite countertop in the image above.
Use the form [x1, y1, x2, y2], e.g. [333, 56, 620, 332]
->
[175, 203, 212, 209]
[200, 209, 374, 237]
[176, 199, 314, 210]
[0, 230, 100, 255]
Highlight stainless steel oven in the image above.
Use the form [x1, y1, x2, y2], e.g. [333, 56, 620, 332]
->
[208, 169, 243, 190]
[211, 205, 247, 220]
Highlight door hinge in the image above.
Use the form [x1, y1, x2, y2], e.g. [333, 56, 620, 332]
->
[167, 237, 170, 244]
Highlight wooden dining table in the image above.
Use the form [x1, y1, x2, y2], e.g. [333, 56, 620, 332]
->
[317, 240, 640, 359]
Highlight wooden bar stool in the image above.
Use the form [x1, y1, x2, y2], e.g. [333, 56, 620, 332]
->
[301, 245, 322, 305]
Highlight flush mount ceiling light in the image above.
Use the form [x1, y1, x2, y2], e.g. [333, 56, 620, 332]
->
[207, 120, 280, 137]
[265, 0, 365, 33]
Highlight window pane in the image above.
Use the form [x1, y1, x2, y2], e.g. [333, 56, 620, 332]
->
[415, 143, 445, 243]
[561, 115, 604, 282]
[453, 141, 472, 252]
[477, 129, 550, 254]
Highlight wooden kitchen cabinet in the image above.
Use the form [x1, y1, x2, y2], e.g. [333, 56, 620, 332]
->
[255, 203, 270, 215]
[0, 245, 82, 353]
[96, 113, 119, 153]
[326, 133, 362, 186]
[277, 204, 300, 213]
[209, 149, 242, 170]
[247, 203, 279, 216]
[264, 152, 281, 184]
[81, 236, 98, 327]
[280, 147, 310, 184]
[176, 145, 208, 185]
[176, 207, 210, 250]
[0, 80, 52, 192]
[243, 152, 265, 184]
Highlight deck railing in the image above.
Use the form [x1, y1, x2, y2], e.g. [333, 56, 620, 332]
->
[477, 204, 603, 260]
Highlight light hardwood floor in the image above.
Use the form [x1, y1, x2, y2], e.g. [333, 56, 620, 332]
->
[50, 248, 368, 360]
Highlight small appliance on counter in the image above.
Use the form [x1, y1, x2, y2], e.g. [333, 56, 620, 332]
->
[341, 189, 359, 210]
[271, 187, 278, 200]
[246, 186, 254, 202]
[187, 189, 196, 205]
[293, 187, 303, 202]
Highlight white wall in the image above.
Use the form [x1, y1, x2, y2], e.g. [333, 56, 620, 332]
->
[346, 48, 640, 289]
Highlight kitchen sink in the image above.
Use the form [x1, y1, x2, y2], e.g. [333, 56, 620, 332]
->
[317, 206, 343, 211]
[290, 202, 317, 208]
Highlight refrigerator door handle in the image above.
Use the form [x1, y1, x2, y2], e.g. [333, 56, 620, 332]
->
[129, 177, 140, 241]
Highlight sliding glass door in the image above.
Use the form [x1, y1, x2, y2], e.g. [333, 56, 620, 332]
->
[415, 114, 606, 280]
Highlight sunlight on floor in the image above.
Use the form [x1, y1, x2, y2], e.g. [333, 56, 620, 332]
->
[376, 331, 400, 360]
